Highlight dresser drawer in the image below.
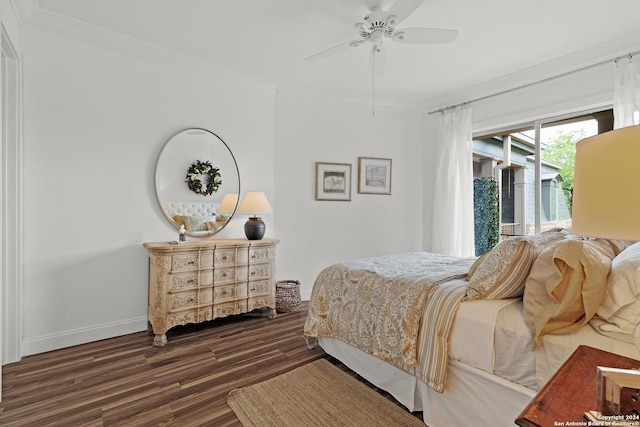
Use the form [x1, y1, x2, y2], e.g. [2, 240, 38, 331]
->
[248, 263, 272, 281]
[214, 265, 248, 284]
[171, 250, 214, 272]
[215, 248, 249, 266]
[249, 247, 275, 263]
[167, 270, 213, 291]
[168, 288, 212, 311]
[248, 280, 271, 297]
[213, 283, 248, 303]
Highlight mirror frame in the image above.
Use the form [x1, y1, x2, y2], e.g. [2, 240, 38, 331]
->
[155, 128, 240, 237]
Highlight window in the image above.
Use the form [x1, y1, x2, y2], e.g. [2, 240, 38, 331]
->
[473, 109, 610, 237]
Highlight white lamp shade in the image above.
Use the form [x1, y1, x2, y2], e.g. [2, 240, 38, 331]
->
[572, 125, 640, 240]
[237, 192, 273, 216]
[216, 193, 238, 215]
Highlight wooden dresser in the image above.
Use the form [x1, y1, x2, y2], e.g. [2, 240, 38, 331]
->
[143, 238, 278, 346]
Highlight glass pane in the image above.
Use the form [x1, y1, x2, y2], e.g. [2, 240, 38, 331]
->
[472, 113, 602, 241]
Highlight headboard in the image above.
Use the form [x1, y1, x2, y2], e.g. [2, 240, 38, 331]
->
[163, 201, 220, 218]
[162, 201, 224, 235]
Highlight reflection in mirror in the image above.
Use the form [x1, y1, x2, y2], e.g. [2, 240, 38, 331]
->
[155, 128, 240, 237]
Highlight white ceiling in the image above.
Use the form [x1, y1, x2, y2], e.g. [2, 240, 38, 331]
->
[29, 0, 640, 105]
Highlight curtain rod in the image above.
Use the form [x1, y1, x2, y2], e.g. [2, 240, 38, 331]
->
[427, 50, 640, 115]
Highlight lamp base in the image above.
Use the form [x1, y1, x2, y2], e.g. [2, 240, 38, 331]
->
[244, 216, 265, 240]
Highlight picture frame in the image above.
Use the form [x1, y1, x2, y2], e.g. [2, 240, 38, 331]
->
[315, 162, 352, 201]
[358, 157, 391, 195]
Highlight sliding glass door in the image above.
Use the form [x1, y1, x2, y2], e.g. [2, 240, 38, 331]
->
[472, 109, 609, 242]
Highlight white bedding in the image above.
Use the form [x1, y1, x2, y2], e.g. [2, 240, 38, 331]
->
[536, 318, 640, 389]
[493, 299, 538, 389]
[449, 293, 537, 389]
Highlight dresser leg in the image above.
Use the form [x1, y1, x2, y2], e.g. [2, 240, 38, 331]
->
[267, 308, 277, 319]
[153, 334, 167, 347]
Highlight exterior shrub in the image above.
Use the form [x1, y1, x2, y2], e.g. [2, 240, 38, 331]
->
[473, 177, 499, 256]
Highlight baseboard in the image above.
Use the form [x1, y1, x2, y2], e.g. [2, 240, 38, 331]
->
[20, 316, 148, 357]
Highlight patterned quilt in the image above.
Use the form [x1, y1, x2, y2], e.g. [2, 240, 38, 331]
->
[304, 252, 475, 393]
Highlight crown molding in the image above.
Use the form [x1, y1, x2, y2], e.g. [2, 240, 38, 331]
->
[277, 84, 423, 113]
[19, 4, 276, 95]
[9, 0, 38, 25]
[18, 3, 426, 109]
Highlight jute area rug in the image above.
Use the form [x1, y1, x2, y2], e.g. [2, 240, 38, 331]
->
[227, 358, 424, 426]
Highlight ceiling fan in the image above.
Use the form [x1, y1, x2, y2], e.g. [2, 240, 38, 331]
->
[305, 0, 458, 75]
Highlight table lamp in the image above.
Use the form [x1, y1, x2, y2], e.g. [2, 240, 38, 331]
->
[572, 124, 640, 241]
[572, 124, 640, 352]
[216, 193, 238, 221]
[237, 191, 273, 240]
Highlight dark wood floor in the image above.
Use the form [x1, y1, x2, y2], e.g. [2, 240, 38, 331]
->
[0, 303, 422, 426]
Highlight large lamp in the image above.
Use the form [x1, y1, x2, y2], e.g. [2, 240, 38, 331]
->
[572, 125, 640, 240]
[572, 124, 640, 354]
[237, 192, 273, 240]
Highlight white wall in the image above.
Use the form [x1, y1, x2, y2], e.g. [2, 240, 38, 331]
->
[20, 26, 275, 355]
[422, 114, 438, 253]
[471, 64, 615, 135]
[20, 19, 425, 354]
[274, 89, 425, 299]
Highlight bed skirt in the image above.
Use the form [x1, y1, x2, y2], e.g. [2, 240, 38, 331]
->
[319, 337, 535, 426]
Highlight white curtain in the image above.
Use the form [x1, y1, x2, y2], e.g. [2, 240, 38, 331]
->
[614, 56, 640, 129]
[431, 104, 475, 257]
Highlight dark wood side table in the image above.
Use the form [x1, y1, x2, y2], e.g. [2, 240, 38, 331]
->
[515, 345, 640, 427]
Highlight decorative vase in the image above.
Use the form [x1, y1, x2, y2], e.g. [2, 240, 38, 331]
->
[244, 216, 265, 240]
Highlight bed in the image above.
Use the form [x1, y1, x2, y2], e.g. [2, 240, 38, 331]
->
[162, 201, 225, 235]
[304, 232, 640, 426]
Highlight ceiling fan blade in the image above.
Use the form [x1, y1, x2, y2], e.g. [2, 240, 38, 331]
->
[388, 0, 424, 23]
[305, 39, 366, 63]
[369, 45, 386, 76]
[392, 27, 458, 44]
[307, 0, 358, 27]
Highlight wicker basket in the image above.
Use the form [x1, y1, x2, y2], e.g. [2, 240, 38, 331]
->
[275, 280, 301, 313]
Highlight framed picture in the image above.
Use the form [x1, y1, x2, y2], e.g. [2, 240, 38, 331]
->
[315, 162, 352, 201]
[358, 157, 391, 195]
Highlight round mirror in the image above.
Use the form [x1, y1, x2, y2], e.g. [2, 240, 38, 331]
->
[155, 128, 240, 236]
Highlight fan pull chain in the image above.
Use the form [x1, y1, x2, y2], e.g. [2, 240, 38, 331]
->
[372, 56, 376, 117]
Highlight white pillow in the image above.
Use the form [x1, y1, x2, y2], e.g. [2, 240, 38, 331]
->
[182, 215, 216, 232]
[597, 241, 640, 333]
